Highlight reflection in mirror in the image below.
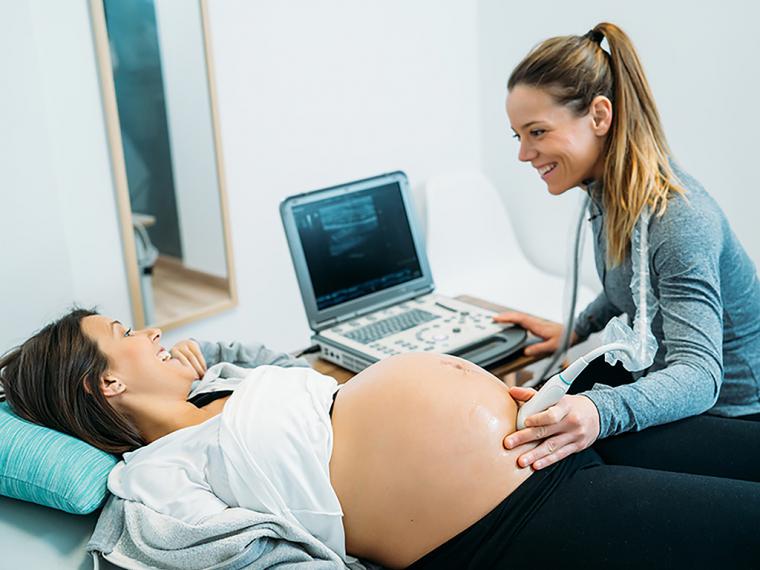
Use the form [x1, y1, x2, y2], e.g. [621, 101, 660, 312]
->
[91, 0, 236, 329]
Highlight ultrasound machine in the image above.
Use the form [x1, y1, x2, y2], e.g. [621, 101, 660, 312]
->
[280, 171, 527, 372]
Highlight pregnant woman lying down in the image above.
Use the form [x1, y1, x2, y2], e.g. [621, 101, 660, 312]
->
[2, 309, 760, 569]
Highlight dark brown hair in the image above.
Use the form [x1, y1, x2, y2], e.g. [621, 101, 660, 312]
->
[0, 308, 145, 454]
[508, 22, 685, 266]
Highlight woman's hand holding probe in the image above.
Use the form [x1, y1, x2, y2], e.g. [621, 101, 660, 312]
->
[503, 386, 600, 470]
[492, 311, 578, 357]
[170, 339, 207, 379]
[495, 311, 593, 468]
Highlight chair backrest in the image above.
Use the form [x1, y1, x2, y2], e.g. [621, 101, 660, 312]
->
[425, 169, 524, 259]
[423, 170, 593, 321]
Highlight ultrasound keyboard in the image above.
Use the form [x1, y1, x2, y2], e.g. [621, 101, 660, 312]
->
[343, 308, 439, 344]
[320, 294, 509, 362]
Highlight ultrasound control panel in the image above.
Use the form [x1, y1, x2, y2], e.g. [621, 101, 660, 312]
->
[319, 294, 514, 361]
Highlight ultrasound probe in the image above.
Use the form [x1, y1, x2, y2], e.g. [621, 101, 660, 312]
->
[516, 342, 634, 430]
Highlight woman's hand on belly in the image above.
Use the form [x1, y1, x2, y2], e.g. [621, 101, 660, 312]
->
[503, 386, 600, 470]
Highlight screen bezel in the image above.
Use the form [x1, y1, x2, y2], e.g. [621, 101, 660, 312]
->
[280, 171, 434, 331]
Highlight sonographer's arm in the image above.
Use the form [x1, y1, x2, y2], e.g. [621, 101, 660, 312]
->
[572, 290, 622, 343]
[505, 244, 723, 467]
[504, 196, 727, 468]
[583, 212, 724, 439]
[197, 340, 310, 369]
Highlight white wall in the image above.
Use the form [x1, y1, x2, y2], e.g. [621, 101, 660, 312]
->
[161, 0, 483, 350]
[6, 0, 758, 356]
[0, 0, 131, 352]
[2, 0, 482, 354]
[478, 0, 760, 283]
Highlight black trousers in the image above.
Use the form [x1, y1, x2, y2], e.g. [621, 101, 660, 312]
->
[506, 453, 760, 569]
[409, 359, 760, 569]
[569, 357, 760, 482]
[410, 449, 760, 569]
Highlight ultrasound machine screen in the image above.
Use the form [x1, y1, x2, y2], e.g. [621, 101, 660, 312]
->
[292, 182, 422, 310]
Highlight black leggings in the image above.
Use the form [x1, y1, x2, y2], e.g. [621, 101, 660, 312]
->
[409, 360, 760, 569]
[411, 452, 760, 569]
[509, 453, 760, 568]
[410, 447, 760, 569]
[570, 357, 760, 481]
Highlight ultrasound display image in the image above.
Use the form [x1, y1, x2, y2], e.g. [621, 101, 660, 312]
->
[320, 196, 379, 258]
[293, 182, 423, 310]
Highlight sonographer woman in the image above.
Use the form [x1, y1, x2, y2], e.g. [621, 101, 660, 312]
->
[496, 22, 760, 478]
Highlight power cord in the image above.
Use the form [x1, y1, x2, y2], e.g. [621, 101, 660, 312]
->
[294, 344, 321, 358]
[536, 194, 590, 383]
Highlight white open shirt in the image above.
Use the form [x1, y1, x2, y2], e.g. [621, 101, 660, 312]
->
[108, 363, 348, 561]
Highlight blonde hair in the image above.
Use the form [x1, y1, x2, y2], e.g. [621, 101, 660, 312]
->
[508, 22, 685, 266]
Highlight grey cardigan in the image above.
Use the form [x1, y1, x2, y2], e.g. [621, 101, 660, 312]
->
[574, 163, 760, 438]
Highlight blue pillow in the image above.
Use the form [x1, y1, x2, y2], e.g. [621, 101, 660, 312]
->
[0, 401, 117, 514]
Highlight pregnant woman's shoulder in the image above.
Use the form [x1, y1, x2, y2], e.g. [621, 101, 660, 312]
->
[108, 421, 227, 525]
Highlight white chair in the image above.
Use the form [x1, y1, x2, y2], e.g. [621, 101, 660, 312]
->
[423, 170, 597, 323]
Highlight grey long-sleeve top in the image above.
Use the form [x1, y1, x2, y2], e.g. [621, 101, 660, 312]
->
[573, 163, 760, 438]
[196, 339, 310, 371]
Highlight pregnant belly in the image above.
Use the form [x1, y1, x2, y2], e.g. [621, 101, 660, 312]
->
[329, 352, 536, 568]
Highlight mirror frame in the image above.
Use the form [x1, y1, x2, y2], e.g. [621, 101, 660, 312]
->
[89, 0, 237, 331]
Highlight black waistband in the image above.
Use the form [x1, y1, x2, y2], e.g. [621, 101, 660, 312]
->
[188, 390, 234, 408]
[329, 389, 339, 418]
[189, 388, 340, 415]
[408, 448, 602, 569]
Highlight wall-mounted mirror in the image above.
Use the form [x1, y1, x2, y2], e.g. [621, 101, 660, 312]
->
[90, 0, 236, 330]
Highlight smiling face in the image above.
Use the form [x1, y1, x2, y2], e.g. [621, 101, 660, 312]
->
[81, 315, 198, 401]
[506, 84, 611, 195]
